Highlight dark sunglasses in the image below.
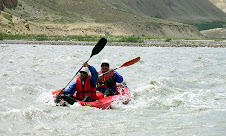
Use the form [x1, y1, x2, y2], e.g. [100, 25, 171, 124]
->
[80, 71, 87, 74]
[101, 63, 109, 67]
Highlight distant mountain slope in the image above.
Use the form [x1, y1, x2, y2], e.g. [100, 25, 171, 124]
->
[101, 0, 226, 23]
[209, 0, 226, 13]
[0, 0, 204, 38]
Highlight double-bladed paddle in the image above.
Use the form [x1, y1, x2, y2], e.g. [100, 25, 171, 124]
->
[99, 57, 140, 76]
[61, 38, 107, 92]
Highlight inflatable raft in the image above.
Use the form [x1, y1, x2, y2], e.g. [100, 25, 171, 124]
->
[52, 82, 131, 109]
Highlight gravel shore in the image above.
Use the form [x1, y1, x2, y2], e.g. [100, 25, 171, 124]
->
[0, 39, 226, 47]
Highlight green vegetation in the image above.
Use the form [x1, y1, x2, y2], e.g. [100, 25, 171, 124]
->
[1, 33, 222, 43]
[0, 33, 3, 40]
[0, 33, 145, 42]
[2, 12, 13, 22]
[165, 38, 172, 42]
[114, 36, 144, 43]
[0, 33, 106, 42]
[189, 21, 226, 31]
[1, 12, 14, 26]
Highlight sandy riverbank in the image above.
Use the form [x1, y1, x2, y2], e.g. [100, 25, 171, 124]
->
[0, 39, 226, 47]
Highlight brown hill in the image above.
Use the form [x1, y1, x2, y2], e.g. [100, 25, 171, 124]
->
[201, 28, 226, 38]
[101, 0, 226, 23]
[0, 0, 207, 38]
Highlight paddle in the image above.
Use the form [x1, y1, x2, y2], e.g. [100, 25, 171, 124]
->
[99, 57, 140, 76]
[59, 38, 107, 93]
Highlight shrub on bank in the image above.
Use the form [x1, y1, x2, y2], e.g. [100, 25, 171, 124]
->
[189, 21, 226, 30]
[117, 36, 143, 43]
[0, 33, 3, 40]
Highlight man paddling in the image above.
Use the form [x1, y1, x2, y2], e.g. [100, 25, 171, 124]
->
[97, 59, 123, 97]
[55, 62, 98, 104]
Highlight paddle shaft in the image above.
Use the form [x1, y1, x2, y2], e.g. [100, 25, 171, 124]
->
[99, 57, 140, 76]
[59, 38, 107, 93]
[62, 59, 90, 90]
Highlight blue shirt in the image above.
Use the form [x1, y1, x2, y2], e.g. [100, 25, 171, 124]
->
[112, 71, 123, 83]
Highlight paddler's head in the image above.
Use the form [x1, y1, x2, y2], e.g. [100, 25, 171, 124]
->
[101, 59, 110, 73]
[80, 67, 89, 79]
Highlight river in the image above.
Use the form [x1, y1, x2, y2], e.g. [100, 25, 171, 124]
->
[0, 43, 225, 136]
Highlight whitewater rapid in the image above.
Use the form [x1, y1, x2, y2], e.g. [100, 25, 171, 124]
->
[0, 44, 225, 136]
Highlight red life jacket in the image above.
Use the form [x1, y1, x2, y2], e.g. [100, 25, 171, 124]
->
[97, 72, 116, 89]
[73, 75, 96, 101]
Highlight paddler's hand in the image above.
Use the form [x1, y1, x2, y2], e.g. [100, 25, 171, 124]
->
[58, 88, 64, 95]
[55, 89, 64, 103]
[109, 69, 116, 75]
[83, 62, 90, 67]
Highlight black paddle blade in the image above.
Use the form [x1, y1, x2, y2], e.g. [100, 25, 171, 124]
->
[91, 38, 107, 57]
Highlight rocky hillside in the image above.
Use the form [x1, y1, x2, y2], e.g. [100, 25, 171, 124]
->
[201, 0, 226, 39]
[0, 0, 18, 10]
[2, 0, 224, 38]
[101, 0, 226, 23]
[201, 28, 226, 38]
[0, 0, 205, 38]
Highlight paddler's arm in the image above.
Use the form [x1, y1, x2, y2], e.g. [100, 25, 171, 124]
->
[112, 71, 123, 83]
[63, 81, 77, 95]
[88, 65, 98, 87]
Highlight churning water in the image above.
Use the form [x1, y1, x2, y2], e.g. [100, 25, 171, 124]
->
[0, 44, 225, 136]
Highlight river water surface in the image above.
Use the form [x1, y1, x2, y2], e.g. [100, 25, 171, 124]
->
[0, 44, 225, 136]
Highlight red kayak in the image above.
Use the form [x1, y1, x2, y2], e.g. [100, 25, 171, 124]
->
[52, 82, 131, 109]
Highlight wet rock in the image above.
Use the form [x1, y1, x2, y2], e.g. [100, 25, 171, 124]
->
[24, 22, 30, 30]
[0, 0, 3, 10]
[3, 0, 18, 9]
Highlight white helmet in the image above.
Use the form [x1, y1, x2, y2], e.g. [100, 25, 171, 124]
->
[101, 59, 109, 64]
[80, 67, 89, 74]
